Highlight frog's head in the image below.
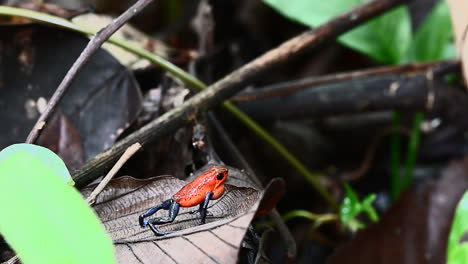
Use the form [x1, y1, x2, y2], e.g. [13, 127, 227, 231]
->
[210, 165, 228, 188]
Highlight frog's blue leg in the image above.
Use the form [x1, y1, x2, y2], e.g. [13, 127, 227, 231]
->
[189, 192, 214, 224]
[199, 192, 214, 224]
[148, 200, 180, 225]
[148, 223, 173, 236]
[189, 203, 204, 215]
[139, 199, 173, 227]
[145, 201, 180, 236]
[139, 199, 181, 236]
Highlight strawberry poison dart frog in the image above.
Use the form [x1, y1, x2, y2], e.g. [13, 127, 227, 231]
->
[139, 165, 228, 236]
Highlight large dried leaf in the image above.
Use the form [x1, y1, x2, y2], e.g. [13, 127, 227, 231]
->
[328, 158, 468, 264]
[71, 13, 169, 69]
[82, 174, 261, 264]
[0, 24, 142, 168]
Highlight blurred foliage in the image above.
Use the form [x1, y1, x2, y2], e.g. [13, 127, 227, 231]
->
[447, 191, 468, 264]
[0, 144, 115, 264]
[263, 0, 454, 64]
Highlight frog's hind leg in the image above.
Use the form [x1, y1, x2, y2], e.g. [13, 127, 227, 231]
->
[148, 200, 180, 225]
[146, 202, 180, 235]
[139, 199, 173, 227]
[148, 223, 173, 236]
[142, 200, 180, 236]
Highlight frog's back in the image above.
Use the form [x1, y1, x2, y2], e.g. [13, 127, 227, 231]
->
[173, 173, 215, 207]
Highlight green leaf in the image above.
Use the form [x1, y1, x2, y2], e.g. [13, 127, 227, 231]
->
[340, 184, 364, 223]
[263, 0, 359, 26]
[365, 6, 411, 64]
[361, 194, 378, 222]
[447, 191, 468, 264]
[339, 184, 379, 231]
[0, 144, 115, 264]
[263, 0, 412, 64]
[404, 0, 455, 62]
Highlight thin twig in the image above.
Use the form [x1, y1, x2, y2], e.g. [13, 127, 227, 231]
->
[191, 0, 215, 83]
[86, 143, 141, 205]
[339, 127, 410, 182]
[25, 0, 158, 143]
[2, 255, 18, 264]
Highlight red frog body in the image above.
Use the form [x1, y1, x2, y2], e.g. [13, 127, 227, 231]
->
[173, 165, 227, 207]
[139, 165, 228, 236]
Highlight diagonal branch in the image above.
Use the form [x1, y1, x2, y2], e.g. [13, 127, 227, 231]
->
[231, 61, 453, 103]
[236, 61, 462, 122]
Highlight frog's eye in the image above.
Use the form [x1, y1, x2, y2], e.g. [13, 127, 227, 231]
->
[217, 173, 224, 180]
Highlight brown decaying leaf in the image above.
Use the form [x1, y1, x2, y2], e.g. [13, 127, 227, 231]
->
[37, 113, 84, 169]
[328, 158, 468, 264]
[82, 175, 261, 264]
[256, 177, 286, 216]
[447, 0, 468, 87]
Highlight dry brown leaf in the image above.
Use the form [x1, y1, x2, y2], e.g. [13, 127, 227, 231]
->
[82, 174, 261, 264]
[38, 113, 84, 169]
[447, 0, 468, 86]
[71, 14, 169, 70]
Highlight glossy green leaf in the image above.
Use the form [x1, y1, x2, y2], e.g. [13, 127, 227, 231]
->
[447, 191, 468, 264]
[262, 0, 411, 64]
[0, 144, 115, 264]
[404, 1, 455, 62]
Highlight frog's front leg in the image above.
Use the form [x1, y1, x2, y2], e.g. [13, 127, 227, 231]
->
[189, 192, 214, 224]
[199, 192, 214, 224]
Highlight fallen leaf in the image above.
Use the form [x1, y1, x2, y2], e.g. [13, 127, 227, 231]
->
[82, 174, 261, 264]
[37, 113, 84, 169]
[0, 24, 142, 168]
[256, 177, 286, 216]
[71, 13, 169, 69]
